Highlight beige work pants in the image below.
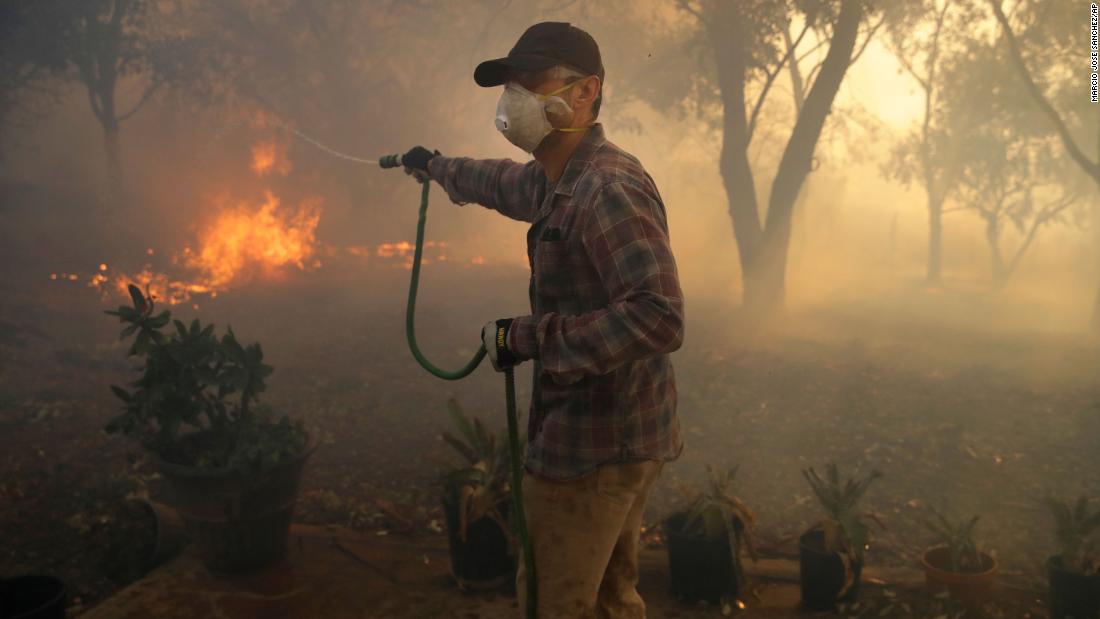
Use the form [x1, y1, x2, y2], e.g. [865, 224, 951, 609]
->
[515, 459, 664, 619]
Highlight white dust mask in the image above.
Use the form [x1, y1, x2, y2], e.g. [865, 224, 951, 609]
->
[494, 81, 586, 153]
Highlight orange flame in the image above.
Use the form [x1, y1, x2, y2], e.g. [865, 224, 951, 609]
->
[66, 132, 505, 306]
[109, 267, 215, 306]
[183, 192, 321, 288]
[343, 240, 499, 270]
[250, 141, 291, 176]
[82, 184, 322, 305]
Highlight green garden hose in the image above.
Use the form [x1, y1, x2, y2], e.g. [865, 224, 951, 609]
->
[386, 157, 536, 618]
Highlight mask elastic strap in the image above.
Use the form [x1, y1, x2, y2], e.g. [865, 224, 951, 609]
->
[542, 82, 593, 133]
[540, 81, 578, 99]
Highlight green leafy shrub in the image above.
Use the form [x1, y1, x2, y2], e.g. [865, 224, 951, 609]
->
[105, 284, 307, 471]
[1045, 495, 1100, 575]
[921, 506, 984, 572]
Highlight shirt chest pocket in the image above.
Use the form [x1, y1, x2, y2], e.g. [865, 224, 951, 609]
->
[534, 237, 605, 309]
[534, 239, 576, 301]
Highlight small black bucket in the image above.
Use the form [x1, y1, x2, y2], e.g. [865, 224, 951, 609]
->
[1048, 555, 1100, 619]
[664, 512, 739, 604]
[0, 575, 66, 619]
[442, 494, 514, 588]
[799, 528, 862, 611]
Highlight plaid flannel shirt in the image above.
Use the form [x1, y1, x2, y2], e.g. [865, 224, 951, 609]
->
[427, 124, 684, 480]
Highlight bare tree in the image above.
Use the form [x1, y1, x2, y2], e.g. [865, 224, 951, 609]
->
[882, 0, 976, 285]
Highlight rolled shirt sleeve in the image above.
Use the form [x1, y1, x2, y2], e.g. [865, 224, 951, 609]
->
[427, 155, 540, 223]
[508, 180, 684, 384]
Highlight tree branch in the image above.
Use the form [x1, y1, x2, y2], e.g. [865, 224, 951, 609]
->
[1006, 191, 1078, 277]
[110, 0, 130, 29]
[783, 20, 810, 114]
[748, 22, 809, 141]
[677, 0, 706, 26]
[795, 36, 830, 65]
[892, 49, 930, 91]
[84, 83, 105, 123]
[849, 14, 886, 66]
[73, 16, 105, 122]
[803, 60, 824, 95]
[988, 0, 1099, 183]
[543, 0, 580, 12]
[764, 0, 863, 235]
[116, 79, 162, 123]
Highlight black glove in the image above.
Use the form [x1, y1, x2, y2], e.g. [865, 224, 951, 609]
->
[402, 146, 439, 175]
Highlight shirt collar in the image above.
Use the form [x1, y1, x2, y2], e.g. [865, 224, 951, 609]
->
[551, 123, 606, 197]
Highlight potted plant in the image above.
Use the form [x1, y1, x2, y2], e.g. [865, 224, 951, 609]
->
[919, 506, 998, 612]
[799, 463, 884, 611]
[104, 285, 313, 573]
[0, 574, 67, 619]
[664, 464, 757, 607]
[1044, 496, 1100, 619]
[439, 398, 517, 590]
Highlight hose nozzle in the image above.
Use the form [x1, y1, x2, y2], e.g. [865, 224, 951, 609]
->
[378, 154, 403, 169]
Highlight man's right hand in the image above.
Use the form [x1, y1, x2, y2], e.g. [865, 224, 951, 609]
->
[402, 146, 439, 181]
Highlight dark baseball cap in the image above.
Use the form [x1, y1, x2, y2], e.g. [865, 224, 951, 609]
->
[474, 22, 604, 87]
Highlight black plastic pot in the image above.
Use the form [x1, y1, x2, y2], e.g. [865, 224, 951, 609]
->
[1048, 555, 1100, 619]
[799, 527, 862, 611]
[152, 436, 316, 573]
[442, 493, 514, 589]
[0, 575, 66, 619]
[664, 511, 740, 604]
[135, 498, 189, 567]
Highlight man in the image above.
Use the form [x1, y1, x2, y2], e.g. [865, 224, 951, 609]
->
[401, 21, 684, 619]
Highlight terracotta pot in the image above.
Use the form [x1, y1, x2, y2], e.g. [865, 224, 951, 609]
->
[921, 545, 998, 611]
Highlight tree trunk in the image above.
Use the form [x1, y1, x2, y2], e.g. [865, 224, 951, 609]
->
[1092, 275, 1100, 330]
[743, 236, 789, 310]
[985, 216, 1007, 288]
[1092, 201, 1100, 330]
[91, 65, 124, 210]
[103, 119, 122, 202]
[1094, 193, 1100, 330]
[707, 0, 862, 311]
[927, 198, 943, 284]
[708, 2, 763, 307]
[754, 0, 864, 309]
